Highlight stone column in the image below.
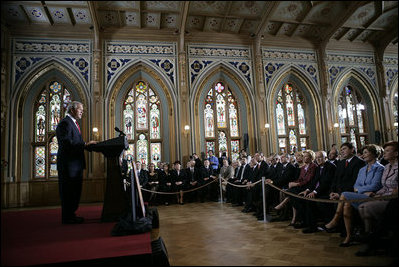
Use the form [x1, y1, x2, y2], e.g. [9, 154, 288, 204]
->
[374, 48, 389, 143]
[90, 47, 105, 179]
[316, 43, 331, 148]
[253, 38, 267, 154]
[178, 36, 190, 162]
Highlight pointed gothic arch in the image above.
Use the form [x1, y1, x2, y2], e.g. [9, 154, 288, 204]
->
[107, 62, 178, 163]
[5, 60, 88, 206]
[192, 63, 257, 156]
[11, 61, 87, 183]
[333, 69, 381, 148]
[268, 66, 323, 153]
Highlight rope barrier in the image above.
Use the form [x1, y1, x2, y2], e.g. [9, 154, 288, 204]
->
[219, 177, 397, 204]
[139, 178, 219, 195]
[220, 177, 263, 187]
[133, 175, 397, 204]
[265, 181, 398, 203]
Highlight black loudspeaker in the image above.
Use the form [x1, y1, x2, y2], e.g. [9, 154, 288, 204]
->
[151, 237, 170, 266]
[243, 133, 249, 149]
[375, 130, 381, 145]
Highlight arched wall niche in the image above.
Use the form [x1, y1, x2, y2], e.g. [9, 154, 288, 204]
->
[267, 66, 323, 152]
[333, 69, 381, 144]
[191, 63, 257, 156]
[13, 61, 87, 182]
[107, 62, 178, 163]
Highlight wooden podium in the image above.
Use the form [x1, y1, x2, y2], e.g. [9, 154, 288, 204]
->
[87, 136, 130, 222]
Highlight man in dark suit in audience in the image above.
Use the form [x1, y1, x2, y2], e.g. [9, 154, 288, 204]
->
[325, 142, 365, 233]
[327, 148, 339, 166]
[242, 153, 270, 214]
[56, 101, 97, 224]
[199, 159, 218, 201]
[330, 142, 365, 198]
[186, 159, 203, 202]
[299, 151, 337, 233]
[231, 157, 248, 206]
[266, 153, 297, 221]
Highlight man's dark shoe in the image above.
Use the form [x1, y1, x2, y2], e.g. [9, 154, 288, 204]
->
[293, 222, 307, 229]
[62, 216, 84, 224]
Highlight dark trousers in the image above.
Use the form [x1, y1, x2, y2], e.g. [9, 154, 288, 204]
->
[303, 197, 335, 228]
[58, 174, 83, 222]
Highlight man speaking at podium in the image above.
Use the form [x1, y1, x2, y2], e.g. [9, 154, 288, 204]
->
[56, 101, 98, 224]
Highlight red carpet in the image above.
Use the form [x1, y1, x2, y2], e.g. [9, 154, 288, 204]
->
[1, 205, 152, 266]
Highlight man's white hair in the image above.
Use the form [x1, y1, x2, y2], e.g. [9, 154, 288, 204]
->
[66, 101, 83, 114]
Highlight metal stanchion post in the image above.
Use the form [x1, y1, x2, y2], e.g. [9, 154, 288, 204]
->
[219, 175, 224, 203]
[262, 176, 268, 223]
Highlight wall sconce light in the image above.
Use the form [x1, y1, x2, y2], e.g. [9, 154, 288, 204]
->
[394, 122, 398, 127]
[183, 125, 190, 136]
[92, 127, 99, 140]
[329, 123, 340, 135]
[262, 123, 270, 135]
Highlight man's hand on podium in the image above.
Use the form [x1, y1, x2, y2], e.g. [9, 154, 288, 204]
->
[85, 140, 98, 147]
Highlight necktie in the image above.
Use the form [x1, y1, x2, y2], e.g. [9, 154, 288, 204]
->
[237, 166, 243, 180]
[75, 121, 81, 134]
[345, 160, 349, 168]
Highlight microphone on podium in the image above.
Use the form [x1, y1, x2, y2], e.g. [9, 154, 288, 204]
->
[115, 127, 126, 137]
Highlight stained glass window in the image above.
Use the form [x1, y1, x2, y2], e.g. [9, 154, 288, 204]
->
[49, 136, 58, 177]
[218, 131, 228, 157]
[231, 140, 240, 161]
[206, 141, 215, 157]
[32, 81, 71, 179]
[123, 81, 162, 165]
[337, 85, 368, 150]
[34, 146, 46, 178]
[204, 104, 215, 138]
[203, 82, 240, 157]
[150, 143, 161, 165]
[275, 83, 309, 153]
[392, 90, 398, 140]
[137, 134, 148, 164]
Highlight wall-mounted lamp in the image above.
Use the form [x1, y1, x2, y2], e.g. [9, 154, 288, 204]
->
[92, 127, 99, 140]
[262, 123, 270, 135]
[183, 125, 190, 136]
[329, 123, 340, 138]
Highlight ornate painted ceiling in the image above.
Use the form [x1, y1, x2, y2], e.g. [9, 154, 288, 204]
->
[1, 1, 398, 47]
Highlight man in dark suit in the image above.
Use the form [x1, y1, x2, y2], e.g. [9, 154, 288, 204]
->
[199, 159, 218, 201]
[298, 151, 337, 233]
[266, 153, 297, 220]
[242, 152, 270, 213]
[327, 148, 339, 166]
[330, 142, 365, 198]
[56, 101, 97, 224]
[324, 142, 365, 233]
